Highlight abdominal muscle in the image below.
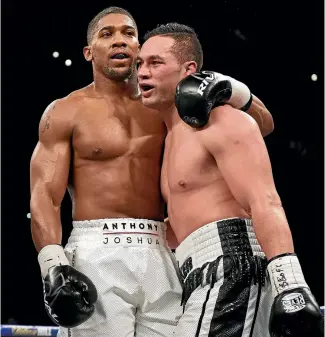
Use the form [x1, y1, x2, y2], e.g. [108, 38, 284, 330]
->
[167, 179, 249, 244]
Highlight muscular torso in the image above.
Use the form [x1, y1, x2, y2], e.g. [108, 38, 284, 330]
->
[162, 123, 248, 243]
[68, 87, 166, 221]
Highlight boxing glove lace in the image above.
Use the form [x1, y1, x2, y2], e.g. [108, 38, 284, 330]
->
[175, 70, 252, 128]
[267, 253, 324, 337]
[38, 244, 98, 328]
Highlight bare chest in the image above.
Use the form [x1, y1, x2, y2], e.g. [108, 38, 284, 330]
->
[161, 130, 220, 198]
[72, 102, 165, 161]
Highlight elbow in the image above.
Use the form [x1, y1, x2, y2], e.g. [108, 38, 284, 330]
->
[260, 109, 274, 137]
[248, 192, 283, 214]
[264, 115, 274, 136]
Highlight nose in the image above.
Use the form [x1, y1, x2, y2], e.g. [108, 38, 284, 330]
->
[138, 64, 150, 80]
[112, 32, 127, 48]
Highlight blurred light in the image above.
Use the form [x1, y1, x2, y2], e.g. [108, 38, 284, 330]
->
[311, 74, 317, 81]
[27, 213, 31, 219]
[65, 59, 72, 66]
[234, 29, 247, 41]
[52, 51, 59, 58]
[289, 140, 295, 148]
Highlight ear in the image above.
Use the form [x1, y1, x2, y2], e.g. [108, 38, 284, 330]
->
[183, 61, 197, 76]
[83, 45, 92, 62]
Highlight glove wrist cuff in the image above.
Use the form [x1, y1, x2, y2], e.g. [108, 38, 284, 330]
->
[38, 244, 70, 278]
[226, 76, 252, 111]
[267, 254, 308, 298]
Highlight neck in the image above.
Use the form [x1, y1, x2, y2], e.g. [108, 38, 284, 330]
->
[159, 103, 182, 131]
[93, 70, 140, 99]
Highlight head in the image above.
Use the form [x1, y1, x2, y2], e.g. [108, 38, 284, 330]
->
[138, 23, 203, 111]
[83, 7, 140, 82]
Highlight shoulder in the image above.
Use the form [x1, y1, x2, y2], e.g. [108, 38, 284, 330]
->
[200, 104, 262, 151]
[40, 86, 91, 125]
[38, 89, 87, 139]
[210, 104, 258, 132]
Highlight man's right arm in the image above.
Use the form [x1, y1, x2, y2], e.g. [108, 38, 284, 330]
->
[30, 99, 98, 328]
[30, 99, 72, 252]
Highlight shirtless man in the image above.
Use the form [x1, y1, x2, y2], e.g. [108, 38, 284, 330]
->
[30, 7, 275, 337]
[137, 23, 324, 337]
[30, 7, 183, 337]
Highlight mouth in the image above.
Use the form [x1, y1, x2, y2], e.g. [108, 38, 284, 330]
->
[110, 53, 130, 60]
[140, 84, 154, 92]
[139, 84, 154, 98]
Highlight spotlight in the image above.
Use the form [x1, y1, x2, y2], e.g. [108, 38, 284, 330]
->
[311, 74, 317, 81]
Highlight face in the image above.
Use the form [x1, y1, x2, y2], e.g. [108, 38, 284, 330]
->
[137, 36, 196, 111]
[84, 14, 139, 81]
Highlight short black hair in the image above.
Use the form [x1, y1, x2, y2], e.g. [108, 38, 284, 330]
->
[87, 6, 137, 44]
[143, 22, 203, 71]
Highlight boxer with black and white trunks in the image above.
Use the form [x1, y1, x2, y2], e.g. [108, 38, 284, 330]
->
[138, 22, 323, 336]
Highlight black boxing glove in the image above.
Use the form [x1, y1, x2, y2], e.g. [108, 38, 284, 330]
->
[38, 245, 98, 328]
[267, 253, 324, 337]
[175, 70, 252, 128]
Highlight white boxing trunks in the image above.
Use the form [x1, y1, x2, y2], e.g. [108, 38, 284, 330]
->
[174, 218, 273, 337]
[58, 218, 183, 337]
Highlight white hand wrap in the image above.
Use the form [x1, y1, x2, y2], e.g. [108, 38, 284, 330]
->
[38, 244, 70, 278]
[225, 75, 252, 110]
[267, 254, 308, 298]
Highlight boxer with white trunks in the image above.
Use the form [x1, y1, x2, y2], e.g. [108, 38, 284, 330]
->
[30, 7, 182, 337]
[138, 22, 324, 336]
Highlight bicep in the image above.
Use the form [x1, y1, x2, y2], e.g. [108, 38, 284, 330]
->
[208, 113, 278, 211]
[30, 139, 71, 206]
[30, 101, 72, 205]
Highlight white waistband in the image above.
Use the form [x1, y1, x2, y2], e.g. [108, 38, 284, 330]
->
[69, 218, 167, 248]
[73, 218, 165, 230]
[175, 218, 265, 270]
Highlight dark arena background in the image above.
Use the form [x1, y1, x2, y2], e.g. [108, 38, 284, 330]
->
[2, 0, 324, 335]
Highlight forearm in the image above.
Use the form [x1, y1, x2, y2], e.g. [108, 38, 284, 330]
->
[246, 95, 274, 137]
[250, 202, 294, 260]
[30, 192, 63, 252]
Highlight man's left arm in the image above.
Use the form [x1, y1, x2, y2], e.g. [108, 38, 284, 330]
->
[202, 105, 323, 337]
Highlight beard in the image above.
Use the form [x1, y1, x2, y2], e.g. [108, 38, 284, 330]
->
[103, 63, 135, 82]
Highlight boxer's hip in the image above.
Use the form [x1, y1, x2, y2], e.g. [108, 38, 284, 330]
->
[61, 218, 182, 337]
[175, 218, 267, 304]
[64, 218, 176, 292]
[174, 218, 271, 337]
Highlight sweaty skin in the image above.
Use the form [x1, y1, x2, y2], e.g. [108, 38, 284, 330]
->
[30, 85, 166, 252]
[161, 105, 293, 259]
[30, 13, 167, 252]
[138, 35, 293, 258]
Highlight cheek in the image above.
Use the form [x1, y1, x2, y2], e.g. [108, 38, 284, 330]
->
[130, 39, 139, 52]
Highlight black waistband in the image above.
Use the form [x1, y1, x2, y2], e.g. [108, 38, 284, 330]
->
[179, 218, 258, 281]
